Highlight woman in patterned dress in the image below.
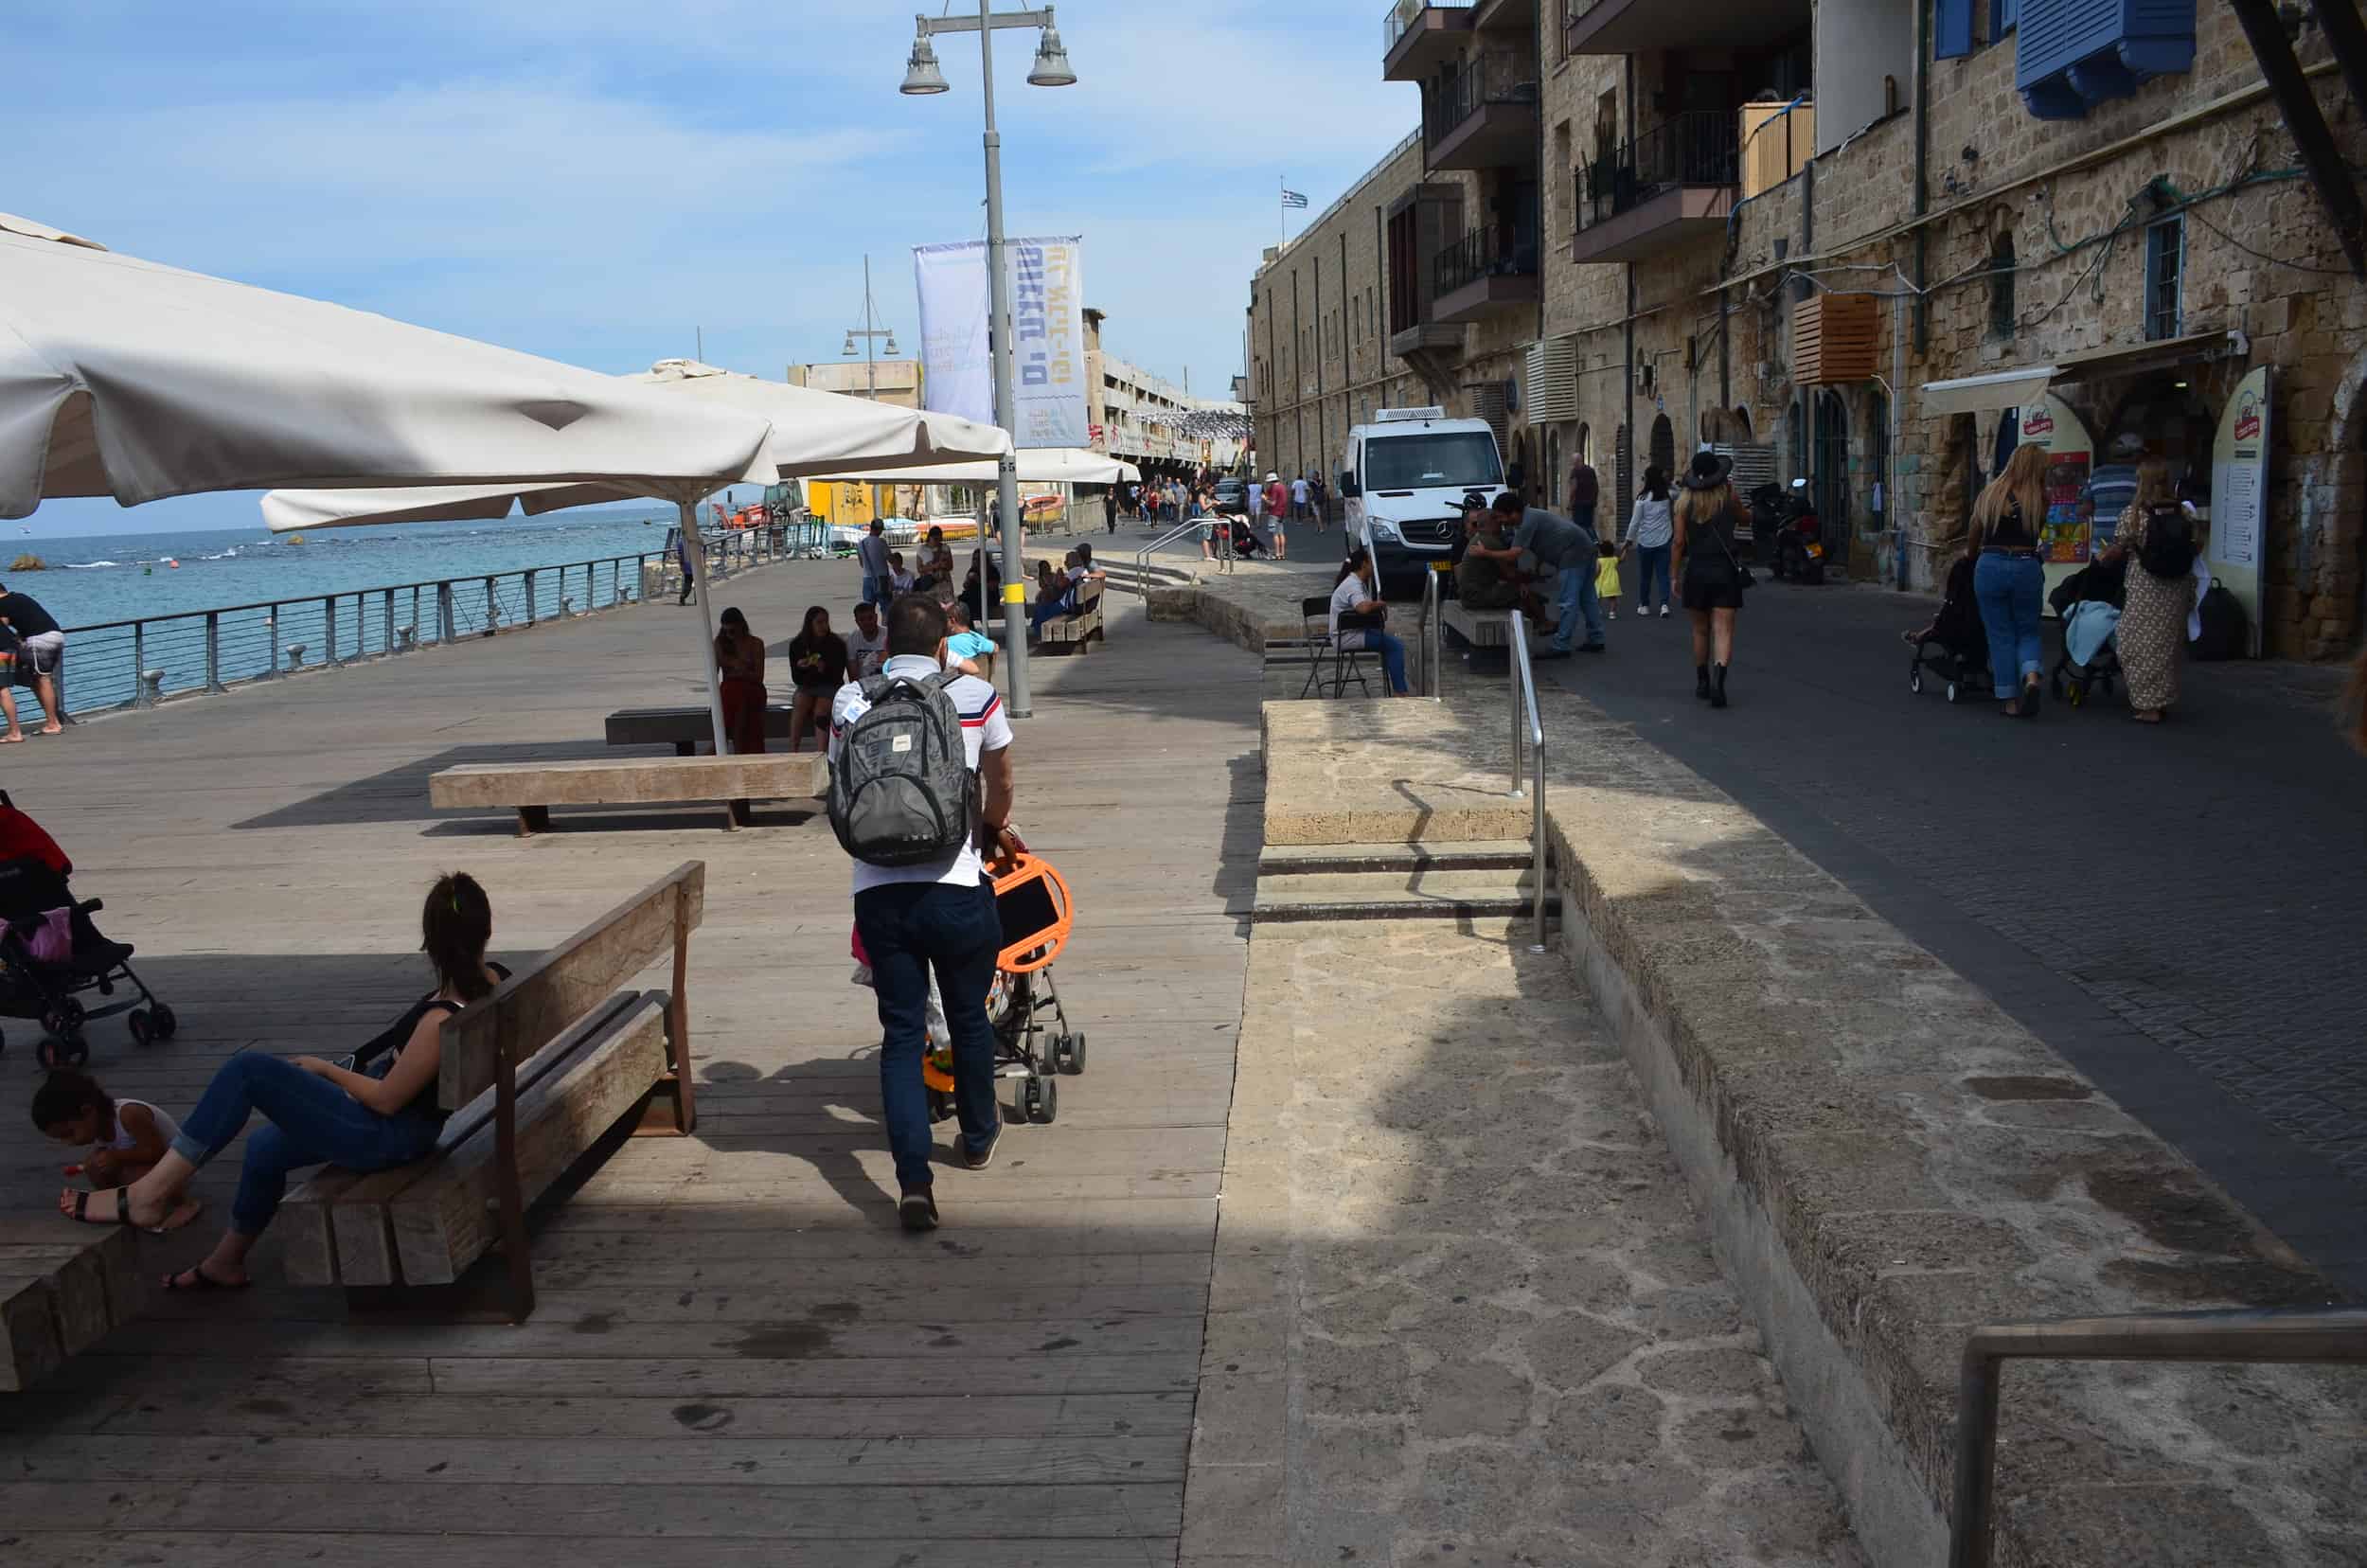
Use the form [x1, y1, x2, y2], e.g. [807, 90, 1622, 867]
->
[2103, 458, 2196, 725]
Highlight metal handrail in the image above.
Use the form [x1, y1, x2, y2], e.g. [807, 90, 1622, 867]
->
[1134, 515, 1209, 587]
[1950, 1306, 2367, 1567]
[40, 528, 780, 722]
[1505, 610, 1547, 953]
[1419, 560, 1441, 697]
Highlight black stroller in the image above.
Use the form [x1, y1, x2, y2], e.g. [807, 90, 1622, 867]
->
[1908, 556, 1992, 704]
[0, 793, 176, 1069]
[2048, 557, 2127, 709]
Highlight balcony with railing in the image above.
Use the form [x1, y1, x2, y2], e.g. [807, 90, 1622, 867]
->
[1433, 222, 1540, 322]
[1382, 0, 1475, 80]
[1423, 53, 1540, 171]
[1564, 0, 1809, 57]
[1571, 111, 1738, 264]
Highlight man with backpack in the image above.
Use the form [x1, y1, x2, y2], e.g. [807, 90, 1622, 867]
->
[828, 595, 1019, 1232]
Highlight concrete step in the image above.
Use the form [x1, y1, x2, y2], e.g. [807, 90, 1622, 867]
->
[1257, 840, 1539, 877]
[1253, 866, 1558, 924]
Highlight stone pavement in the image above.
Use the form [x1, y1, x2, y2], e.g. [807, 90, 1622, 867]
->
[1185, 918, 1864, 1568]
[1524, 575, 2367, 1292]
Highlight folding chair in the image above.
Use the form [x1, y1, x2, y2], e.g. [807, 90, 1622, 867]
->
[1299, 597, 1374, 699]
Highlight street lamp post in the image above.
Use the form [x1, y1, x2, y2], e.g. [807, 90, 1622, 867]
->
[902, 3, 1076, 722]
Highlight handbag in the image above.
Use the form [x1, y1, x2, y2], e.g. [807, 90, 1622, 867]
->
[1705, 504, 1754, 591]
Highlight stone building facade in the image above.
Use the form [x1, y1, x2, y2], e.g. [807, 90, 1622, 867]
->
[1251, 0, 2367, 657]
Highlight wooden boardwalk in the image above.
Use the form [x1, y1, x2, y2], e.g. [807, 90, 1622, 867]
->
[0, 561, 1260, 1566]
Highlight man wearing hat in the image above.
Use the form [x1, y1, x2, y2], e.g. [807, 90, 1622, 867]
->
[1464, 491, 1604, 657]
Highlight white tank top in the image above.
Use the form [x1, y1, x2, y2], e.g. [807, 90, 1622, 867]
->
[109, 1098, 180, 1151]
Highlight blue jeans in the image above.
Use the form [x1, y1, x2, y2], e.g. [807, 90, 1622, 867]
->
[1553, 562, 1606, 651]
[1633, 543, 1673, 612]
[855, 880, 1004, 1191]
[168, 1052, 443, 1237]
[1974, 551, 2046, 699]
[861, 574, 887, 609]
[1346, 630, 1410, 694]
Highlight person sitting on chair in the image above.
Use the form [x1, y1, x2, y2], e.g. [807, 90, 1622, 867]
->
[1329, 549, 1411, 697]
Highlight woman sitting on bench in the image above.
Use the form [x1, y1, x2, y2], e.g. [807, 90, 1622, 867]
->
[61, 873, 506, 1292]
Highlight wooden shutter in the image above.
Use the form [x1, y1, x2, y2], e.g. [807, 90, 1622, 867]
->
[1792, 294, 1880, 385]
[1935, 0, 1974, 59]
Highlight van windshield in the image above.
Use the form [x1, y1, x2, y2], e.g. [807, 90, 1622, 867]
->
[1363, 432, 1503, 490]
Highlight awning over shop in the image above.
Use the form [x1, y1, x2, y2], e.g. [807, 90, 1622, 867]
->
[1919, 330, 2249, 418]
[1919, 365, 2061, 418]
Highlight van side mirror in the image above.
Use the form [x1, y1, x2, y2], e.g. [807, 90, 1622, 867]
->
[1339, 471, 1361, 498]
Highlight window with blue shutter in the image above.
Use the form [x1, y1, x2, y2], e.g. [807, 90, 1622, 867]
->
[1992, 0, 2020, 38]
[1936, 0, 1975, 60]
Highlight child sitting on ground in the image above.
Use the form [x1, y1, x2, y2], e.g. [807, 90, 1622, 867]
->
[1594, 538, 1624, 621]
[35, 1069, 202, 1226]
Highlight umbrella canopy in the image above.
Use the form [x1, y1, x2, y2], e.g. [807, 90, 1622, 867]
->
[800, 448, 1139, 487]
[1, 223, 777, 521]
[259, 360, 1011, 530]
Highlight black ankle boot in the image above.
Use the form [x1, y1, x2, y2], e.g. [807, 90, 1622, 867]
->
[1710, 663, 1730, 709]
[1695, 665, 1712, 702]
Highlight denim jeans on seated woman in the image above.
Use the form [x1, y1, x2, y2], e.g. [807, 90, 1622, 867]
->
[167, 1051, 444, 1237]
[1344, 628, 1410, 694]
[1973, 550, 2047, 699]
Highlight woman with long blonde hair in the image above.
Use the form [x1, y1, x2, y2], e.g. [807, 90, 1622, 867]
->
[2102, 457, 2198, 723]
[1968, 442, 2052, 717]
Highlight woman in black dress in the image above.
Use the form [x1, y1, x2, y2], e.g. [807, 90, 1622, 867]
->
[1671, 452, 1750, 709]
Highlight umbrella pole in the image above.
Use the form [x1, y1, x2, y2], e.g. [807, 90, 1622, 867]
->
[678, 502, 731, 756]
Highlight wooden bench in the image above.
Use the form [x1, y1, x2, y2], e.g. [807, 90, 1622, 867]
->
[1036, 581, 1107, 653]
[281, 862, 704, 1316]
[430, 753, 827, 835]
[1439, 597, 1512, 650]
[605, 704, 802, 756]
[0, 1218, 143, 1392]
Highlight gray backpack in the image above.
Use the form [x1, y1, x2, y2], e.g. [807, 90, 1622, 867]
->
[828, 670, 977, 866]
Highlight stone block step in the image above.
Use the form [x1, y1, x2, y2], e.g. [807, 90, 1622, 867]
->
[1252, 867, 1557, 924]
[1256, 840, 1538, 877]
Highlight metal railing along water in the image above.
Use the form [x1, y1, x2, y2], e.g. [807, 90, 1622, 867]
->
[1505, 610, 1548, 952]
[1949, 1306, 2367, 1567]
[42, 528, 781, 722]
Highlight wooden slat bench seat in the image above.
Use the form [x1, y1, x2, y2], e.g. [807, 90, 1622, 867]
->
[429, 753, 826, 835]
[0, 1220, 140, 1391]
[1036, 582, 1107, 654]
[1439, 597, 1511, 650]
[604, 704, 802, 756]
[281, 863, 704, 1317]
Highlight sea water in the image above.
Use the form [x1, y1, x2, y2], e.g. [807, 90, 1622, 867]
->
[4, 507, 693, 713]
[7, 508, 677, 630]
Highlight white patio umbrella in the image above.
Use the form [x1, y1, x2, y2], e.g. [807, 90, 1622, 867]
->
[801, 448, 1140, 486]
[1, 222, 776, 519]
[263, 361, 1011, 753]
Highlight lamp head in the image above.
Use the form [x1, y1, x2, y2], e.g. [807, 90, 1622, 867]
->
[1027, 21, 1077, 88]
[900, 29, 950, 95]
[841, 334, 857, 356]
[883, 335, 901, 356]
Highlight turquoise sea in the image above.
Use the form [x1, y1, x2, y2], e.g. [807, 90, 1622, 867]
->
[8, 507, 680, 631]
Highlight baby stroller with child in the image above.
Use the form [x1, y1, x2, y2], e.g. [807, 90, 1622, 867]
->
[921, 848, 1084, 1127]
[1908, 556, 1992, 704]
[0, 791, 176, 1068]
[2048, 556, 2126, 708]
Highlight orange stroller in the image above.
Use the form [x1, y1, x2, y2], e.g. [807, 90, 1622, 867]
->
[924, 849, 1083, 1126]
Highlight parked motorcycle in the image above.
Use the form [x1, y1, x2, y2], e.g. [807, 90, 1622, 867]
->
[1748, 478, 1826, 584]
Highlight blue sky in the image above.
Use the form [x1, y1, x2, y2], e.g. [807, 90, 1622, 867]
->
[9, 1, 1413, 535]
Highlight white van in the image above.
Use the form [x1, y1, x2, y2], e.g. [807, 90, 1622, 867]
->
[1339, 408, 1504, 590]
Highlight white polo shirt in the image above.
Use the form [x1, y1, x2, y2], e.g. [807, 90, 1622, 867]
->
[829, 654, 1012, 894]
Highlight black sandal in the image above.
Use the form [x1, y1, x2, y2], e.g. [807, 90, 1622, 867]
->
[67, 1187, 134, 1226]
[162, 1265, 250, 1292]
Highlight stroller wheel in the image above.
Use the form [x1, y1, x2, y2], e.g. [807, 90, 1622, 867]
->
[1023, 1073, 1059, 1125]
[1946, 682, 1961, 704]
[1910, 668, 1924, 695]
[1054, 1031, 1087, 1076]
[128, 1009, 153, 1047]
[925, 1087, 956, 1125]
[151, 1004, 177, 1041]
[36, 1035, 88, 1072]
[43, 998, 86, 1043]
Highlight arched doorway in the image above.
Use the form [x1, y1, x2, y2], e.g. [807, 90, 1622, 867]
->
[1544, 426, 1562, 505]
[1733, 404, 1753, 440]
[1648, 414, 1676, 483]
[1813, 390, 1851, 561]
[1613, 423, 1633, 532]
[1866, 389, 1892, 528]
[1576, 421, 1592, 465]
